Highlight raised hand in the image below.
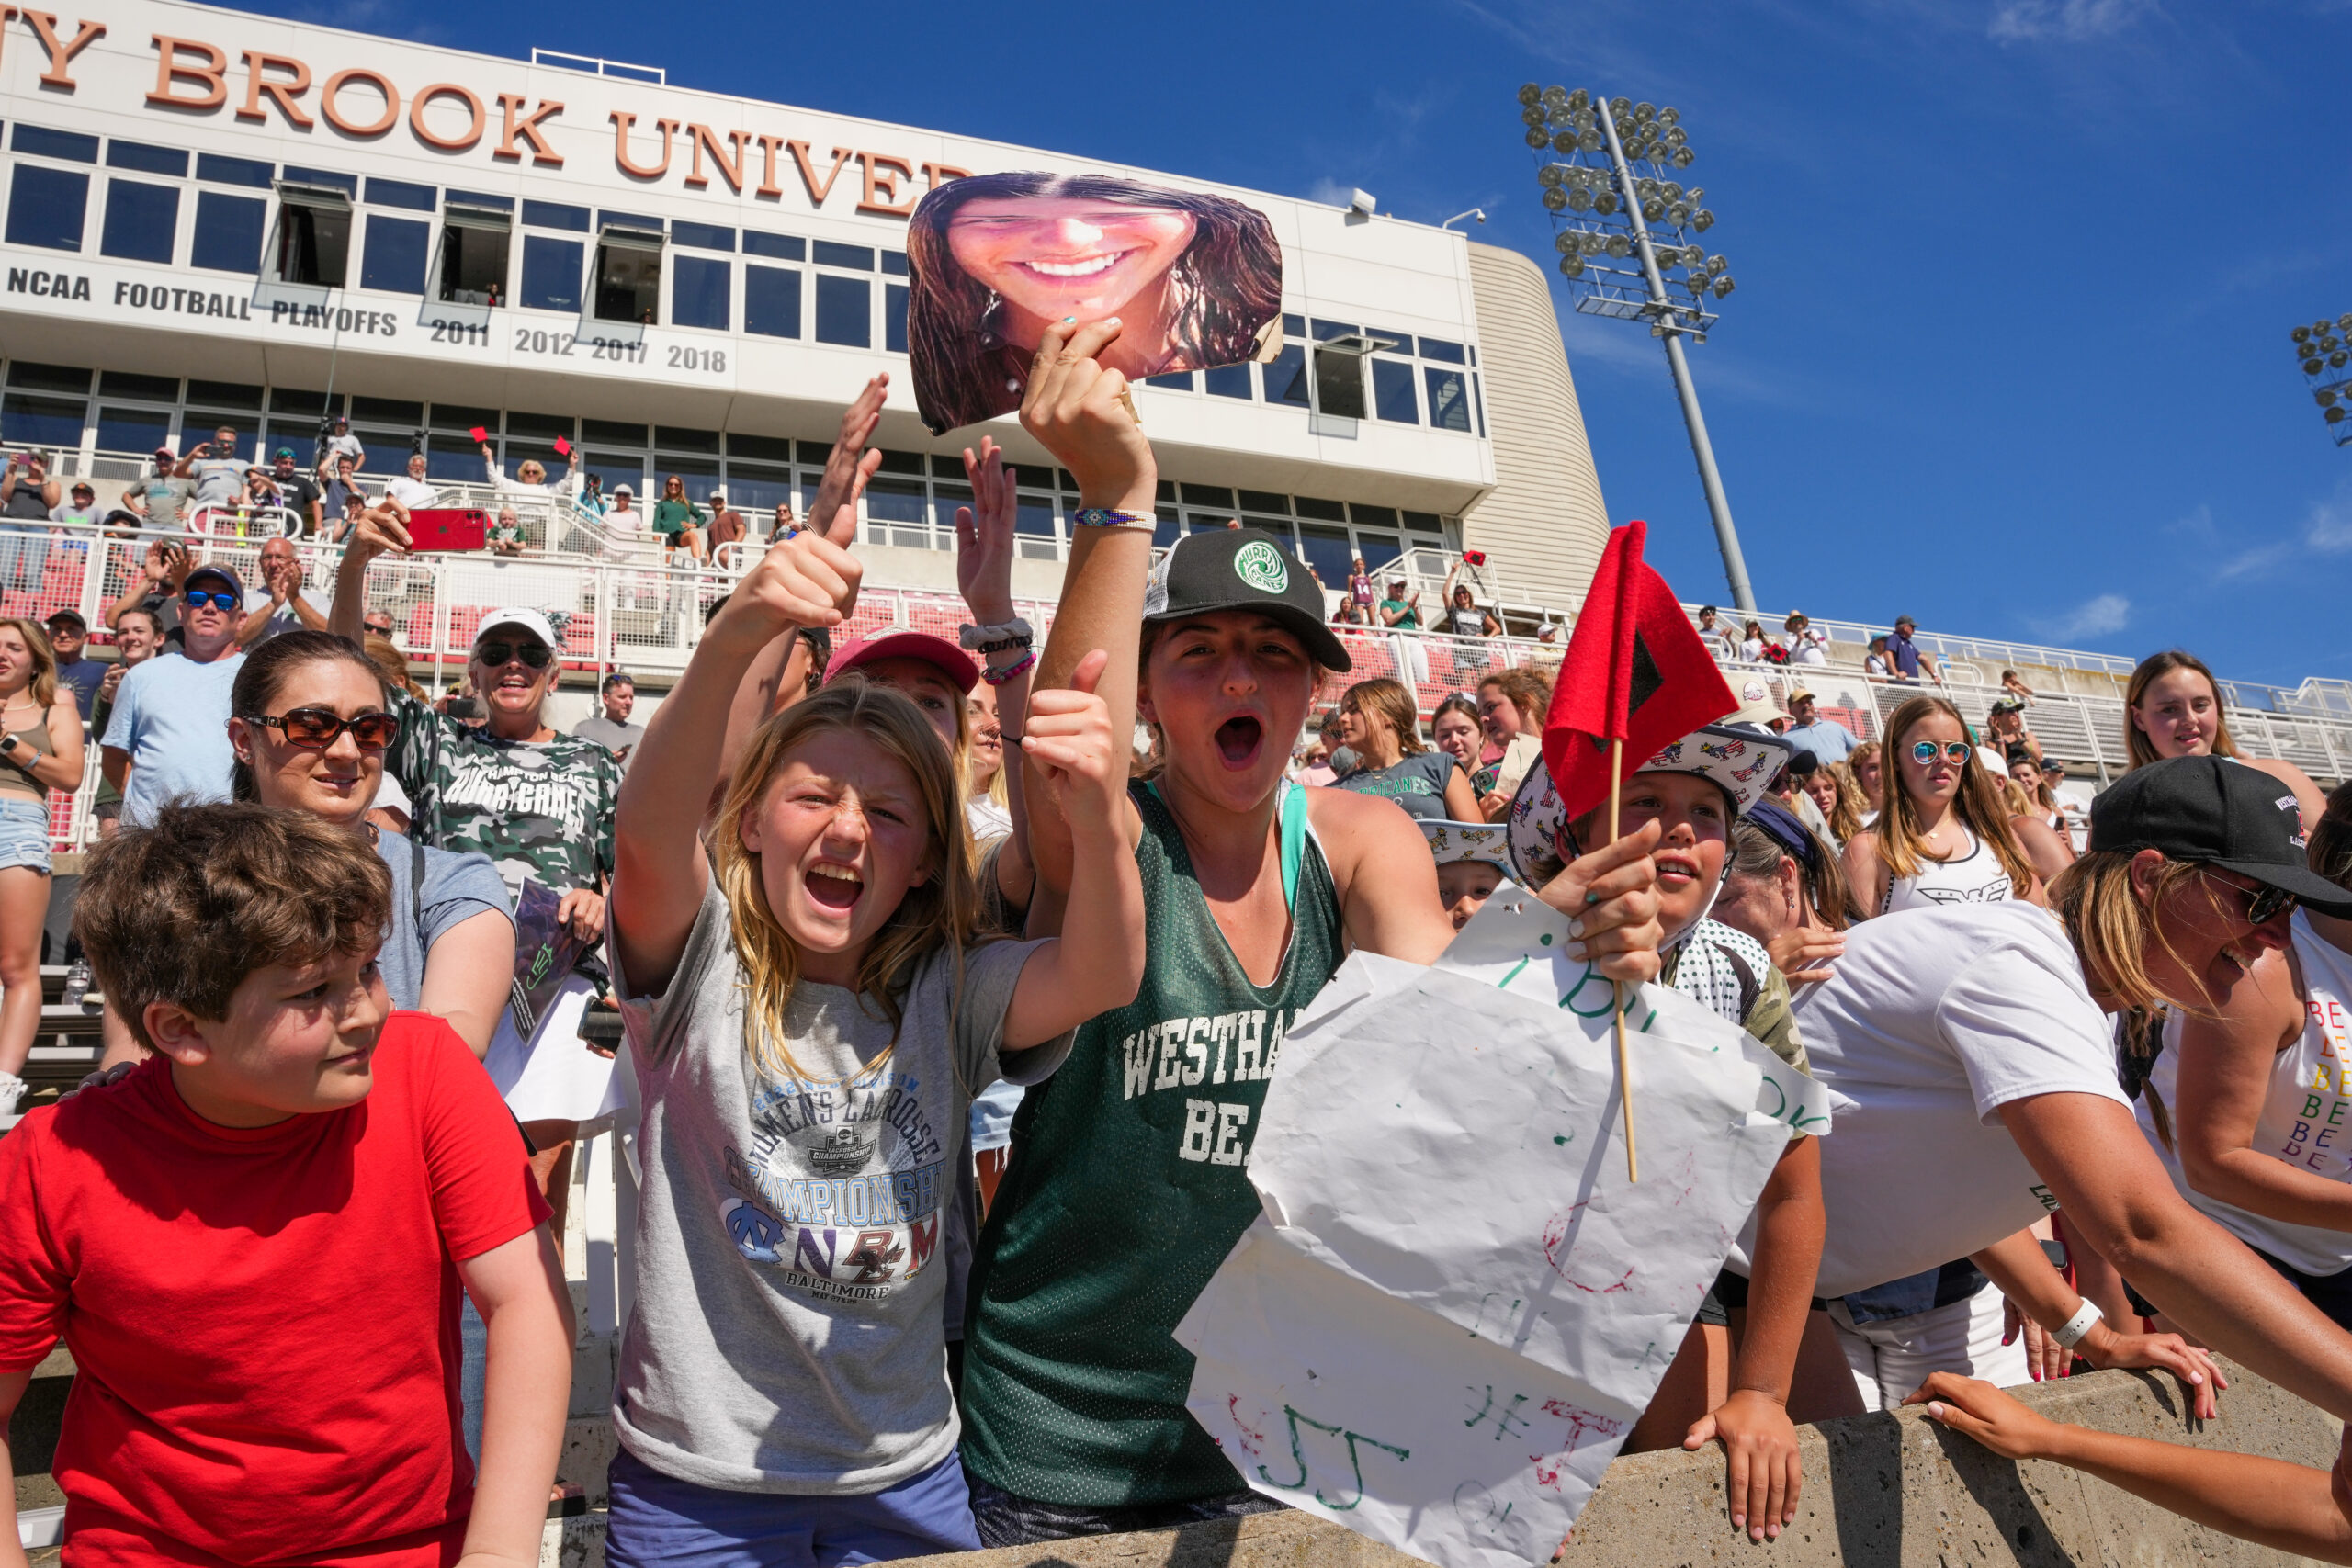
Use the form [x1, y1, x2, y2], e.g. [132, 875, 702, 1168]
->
[1020, 319, 1155, 512]
[347, 511, 413, 565]
[806, 374, 888, 547]
[1537, 818, 1664, 986]
[956, 437, 1017, 626]
[1023, 649, 1121, 834]
[718, 513, 864, 645]
[1769, 925, 1846, 985]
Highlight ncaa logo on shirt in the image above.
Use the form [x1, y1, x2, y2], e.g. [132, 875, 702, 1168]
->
[2280, 795, 2309, 849]
[1233, 540, 1289, 595]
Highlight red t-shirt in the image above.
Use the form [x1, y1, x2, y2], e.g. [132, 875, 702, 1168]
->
[0, 1012, 549, 1567]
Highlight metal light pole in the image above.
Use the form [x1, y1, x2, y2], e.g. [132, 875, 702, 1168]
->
[2291, 314, 2352, 447]
[1592, 107, 1755, 615]
[1519, 86, 1756, 615]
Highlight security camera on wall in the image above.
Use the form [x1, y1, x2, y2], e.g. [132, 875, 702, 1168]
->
[1348, 188, 1377, 219]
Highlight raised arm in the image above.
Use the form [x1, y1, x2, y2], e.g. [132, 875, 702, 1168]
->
[1018, 319, 1158, 898]
[328, 512, 413, 645]
[420, 908, 518, 1060]
[2171, 948, 2352, 1229]
[956, 436, 1037, 910]
[613, 513, 862, 998]
[804, 374, 888, 546]
[998, 650, 1146, 1049]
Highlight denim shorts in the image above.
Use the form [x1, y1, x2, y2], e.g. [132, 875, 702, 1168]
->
[0, 797, 52, 873]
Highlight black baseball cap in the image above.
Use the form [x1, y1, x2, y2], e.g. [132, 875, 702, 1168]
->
[2089, 756, 2352, 915]
[1142, 528, 1352, 671]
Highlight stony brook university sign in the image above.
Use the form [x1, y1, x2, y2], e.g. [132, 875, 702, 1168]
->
[0, 7, 970, 217]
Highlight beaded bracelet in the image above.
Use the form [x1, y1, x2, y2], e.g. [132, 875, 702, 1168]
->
[1069, 507, 1155, 530]
[979, 649, 1037, 685]
[958, 617, 1033, 650]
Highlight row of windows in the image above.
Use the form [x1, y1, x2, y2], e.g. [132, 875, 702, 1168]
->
[0, 362, 1457, 567]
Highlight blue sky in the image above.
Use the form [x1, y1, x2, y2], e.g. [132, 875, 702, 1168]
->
[254, 0, 2351, 689]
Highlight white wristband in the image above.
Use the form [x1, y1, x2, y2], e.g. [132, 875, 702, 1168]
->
[2048, 1298, 2103, 1350]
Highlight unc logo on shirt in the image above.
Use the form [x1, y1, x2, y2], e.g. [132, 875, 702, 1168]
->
[1233, 540, 1289, 594]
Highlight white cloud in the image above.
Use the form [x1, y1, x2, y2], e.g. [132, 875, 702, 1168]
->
[2218, 477, 2352, 579]
[2038, 592, 2132, 639]
[1306, 178, 1356, 210]
[1989, 0, 2153, 42]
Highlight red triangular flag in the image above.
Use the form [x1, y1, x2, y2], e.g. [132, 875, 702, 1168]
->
[1542, 520, 1738, 822]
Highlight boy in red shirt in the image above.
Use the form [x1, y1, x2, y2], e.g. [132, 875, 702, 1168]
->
[0, 804, 573, 1568]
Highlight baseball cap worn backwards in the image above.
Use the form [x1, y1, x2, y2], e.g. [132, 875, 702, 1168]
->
[1142, 528, 1351, 671]
[2089, 756, 2352, 916]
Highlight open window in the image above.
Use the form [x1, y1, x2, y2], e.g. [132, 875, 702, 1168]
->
[272, 181, 351, 288]
[438, 200, 512, 307]
[593, 223, 663, 324]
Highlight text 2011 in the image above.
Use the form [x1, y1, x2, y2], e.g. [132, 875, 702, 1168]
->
[429, 321, 490, 347]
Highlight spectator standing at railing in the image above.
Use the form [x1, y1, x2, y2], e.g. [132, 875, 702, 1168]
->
[236, 537, 329, 648]
[602, 485, 647, 562]
[769, 501, 799, 542]
[1784, 611, 1829, 667]
[1437, 565, 1499, 637]
[1740, 618, 1767, 662]
[1885, 615, 1940, 684]
[1782, 686, 1860, 764]
[125, 447, 190, 533]
[322, 412, 364, 472]
[1375, 573, 1420, 629]
[478, 440, 581, 511]
[651, 475, 709, 565]
[0, 618, 85, 1121]
[573, 673, 645, 769]
[1696, 604, 1740, 661]
[386, 450, 439, 515]
[263, 448, 323, 539]
[704, 490, 746, 552]
[176, 425, 247, 513]
[316, 451, 361, 539]
[1863, 635, 1895, 681]
[44, 611, 103, 722]
[100, 565, 245, 828]
[0, 452, 58, 595]
[51, 479, 100, 530]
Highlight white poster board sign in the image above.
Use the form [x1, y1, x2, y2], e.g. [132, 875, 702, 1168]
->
[1177, 888, 1830, 1568]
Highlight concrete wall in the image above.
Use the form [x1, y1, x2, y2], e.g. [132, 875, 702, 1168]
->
[1460, 243, 1611, 619]
[897, 1360, 2335, 1568]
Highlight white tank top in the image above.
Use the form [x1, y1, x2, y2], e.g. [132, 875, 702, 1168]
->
[1880, 825, 2015, 914]
[2139, 913, 2352, 1275]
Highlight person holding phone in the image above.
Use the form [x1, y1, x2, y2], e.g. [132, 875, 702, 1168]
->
[175, 426, 247, 516]
[0, 452, 60, 595]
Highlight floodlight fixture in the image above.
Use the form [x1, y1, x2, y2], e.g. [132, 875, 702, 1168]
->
[1516, 85, 1755, 612]
[2289, 310, 2352, 446]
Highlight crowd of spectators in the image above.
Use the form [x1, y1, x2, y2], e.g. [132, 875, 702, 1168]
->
[6, 344, 2352, 1568]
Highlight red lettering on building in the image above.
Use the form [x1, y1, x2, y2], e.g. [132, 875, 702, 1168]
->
[409, 83, 485, 152]
[147, 34, 226, 109]
[320, 68, 398, 137]
[237, 50, 312, 128]
[20, 11, 103, 88]
[610, 111, 678, 179]
[494, 93, 563, 166]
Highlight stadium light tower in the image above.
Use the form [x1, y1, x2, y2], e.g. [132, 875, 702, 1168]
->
[1519, 85, 1756, 614]
[2292, 314, 2352, 447]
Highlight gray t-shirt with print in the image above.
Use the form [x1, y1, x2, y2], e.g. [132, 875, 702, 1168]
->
[611, 878, 1069, 1495]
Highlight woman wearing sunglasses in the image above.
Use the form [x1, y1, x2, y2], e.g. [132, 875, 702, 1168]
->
[1842, 695, 2065, 916]
[224, 628, 514, 1056]
[0, 618, 83, 1122]
[2132, 780, 2352, 1331]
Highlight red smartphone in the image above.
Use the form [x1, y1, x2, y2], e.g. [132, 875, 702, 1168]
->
[407, 508, 490, 552]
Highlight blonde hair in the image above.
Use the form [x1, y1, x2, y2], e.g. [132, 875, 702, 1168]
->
[2126, 649, 2240, 770]
[362, 634, 421, 702]
[1877, 695, 2036, 898]
[0, 619, 58, 708]
[1820, 761, 1867, 843]
[1342, 677, 1426, 754]
[709, 680, 986, 1089]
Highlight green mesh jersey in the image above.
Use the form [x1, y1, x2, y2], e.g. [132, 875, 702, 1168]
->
[959, 781, 1344, 1506]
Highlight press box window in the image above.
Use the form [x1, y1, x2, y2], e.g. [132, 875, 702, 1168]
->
[745, 267, 801, 339]
[1261, 344, 1308, 407]
[5, 164, 89, 253]
[672, 256, 730, 332]
[815, 275, 870, 348]
[520, 236, 582, 313]
[594, 226, 663, 324]
[1372, 358, 1419, 423]
[438, 202, 511, 306]
[98, 178, 177, 265]
[190, 192, 265, 274]
[361, 215, 429, 296]
[1425, 367, 1471, 433]
[272, 182, 352, 287]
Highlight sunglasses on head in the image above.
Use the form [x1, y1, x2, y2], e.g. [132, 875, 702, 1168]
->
[183, 588, 238, 612]
[1909, 739, 1973, 764]
[475, 639, 552, 670]
[248, 707, 399, 752]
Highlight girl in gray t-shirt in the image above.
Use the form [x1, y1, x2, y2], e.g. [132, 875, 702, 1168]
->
[602, 540, 1145, 1563]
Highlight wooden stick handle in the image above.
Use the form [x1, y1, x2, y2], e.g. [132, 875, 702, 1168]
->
[1606, 736, 1637, 1183]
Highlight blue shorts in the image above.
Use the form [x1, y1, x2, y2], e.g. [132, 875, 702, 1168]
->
[0, 797, 51, 874]
[605, 1445, 982, 1568]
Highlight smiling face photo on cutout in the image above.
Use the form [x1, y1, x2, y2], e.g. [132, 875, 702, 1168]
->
[907, 171, 1283, 433]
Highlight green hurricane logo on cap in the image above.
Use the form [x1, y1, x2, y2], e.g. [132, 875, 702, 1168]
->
[1233, 540, 1289, 595]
